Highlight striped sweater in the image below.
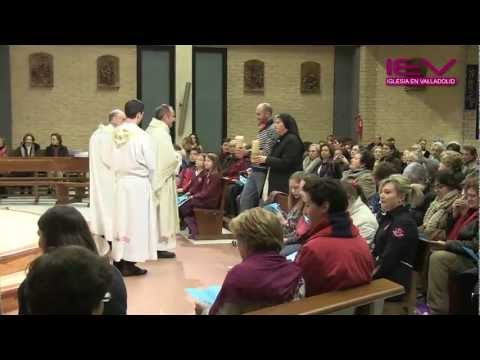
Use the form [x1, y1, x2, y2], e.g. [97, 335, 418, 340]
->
[253, 119, 278, 171]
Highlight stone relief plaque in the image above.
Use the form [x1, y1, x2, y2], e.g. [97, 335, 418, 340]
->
[301, 61, 320, 93]
[29, 53, 53, 88]
[97, 55, 120, 89]
[465, 64, 478, 110]
[244, 59, 264, 93]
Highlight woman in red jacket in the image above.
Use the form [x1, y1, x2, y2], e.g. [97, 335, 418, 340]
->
[179, 153, 223, 239]
[177, 147, 201, 193]
[223, 144, 251, 217]
[295, 177, 374, 297]
[222, 143, 250, 180]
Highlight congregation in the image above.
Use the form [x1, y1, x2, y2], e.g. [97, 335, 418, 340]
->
[0, 101, 478, 316]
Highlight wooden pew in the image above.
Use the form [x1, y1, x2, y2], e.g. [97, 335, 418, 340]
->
[55, 181, 89, 205]
[0, 157, 89, 204]
[449, 270, 478, 315]
[245, 279, 405, 315]
[0, 246, 42, 314]
[193, 178, 235, 240]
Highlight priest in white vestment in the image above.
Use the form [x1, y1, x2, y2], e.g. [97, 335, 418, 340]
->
[111, 100, 158, 276]
[146, 104, 181, 258]
[89, 109, 125, 256]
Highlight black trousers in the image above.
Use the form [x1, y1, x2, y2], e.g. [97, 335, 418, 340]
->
[224, 183, 244, 217]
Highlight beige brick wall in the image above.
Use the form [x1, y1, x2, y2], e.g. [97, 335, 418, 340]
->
[8, 45, 477, 152]
[226, 45, 334, 145]
[359, 45, 479, 150]
[462, 45, 479, 147]
[10, 45, 136, 151]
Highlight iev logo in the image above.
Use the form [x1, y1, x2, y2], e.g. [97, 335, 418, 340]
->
[386, 58, 456, 77]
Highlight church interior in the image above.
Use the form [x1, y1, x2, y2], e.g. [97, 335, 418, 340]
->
[0, 45, 478, 315]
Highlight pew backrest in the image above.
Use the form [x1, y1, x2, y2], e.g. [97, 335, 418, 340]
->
[245, 278, 405, 315]
[0, 157, 88, 173]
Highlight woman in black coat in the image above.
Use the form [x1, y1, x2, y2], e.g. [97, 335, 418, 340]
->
[251, 113, 304, 195]
[45, 133, 69, 157]
[313, 143, 343, 179]
[373, 174, 423, 313]
[15, 133, 40, 157]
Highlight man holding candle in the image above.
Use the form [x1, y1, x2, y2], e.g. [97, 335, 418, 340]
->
[239, 103, 277, 212]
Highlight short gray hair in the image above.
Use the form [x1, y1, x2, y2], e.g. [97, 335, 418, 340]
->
[423, 158, 440, 183]
[432, 141, 445, 150]
[258, 103, 273, 116]
[154, 104, 173, 120]
[403, 162, 427, 186]
[108, 109, 124, 122]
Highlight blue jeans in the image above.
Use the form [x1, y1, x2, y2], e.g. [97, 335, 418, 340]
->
[239, 170, 267, 212]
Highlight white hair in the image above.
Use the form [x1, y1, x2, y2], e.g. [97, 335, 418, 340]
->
[432, 141, 445, 150]
[109, 109, 125, 121]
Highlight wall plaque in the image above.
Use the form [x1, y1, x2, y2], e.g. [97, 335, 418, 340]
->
[97, 55, 120, 89]
[29, 53, 53, 88]
[465, 64, 478, 110]
[301, 61, 320, 93]
[244, 59, 264, 93]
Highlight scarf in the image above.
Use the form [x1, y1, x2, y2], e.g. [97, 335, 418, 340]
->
[20, 144, 36, 157]
[303, 157, 321, 173]
[447, 209, 479, 241]
[423, 190, 460, 232]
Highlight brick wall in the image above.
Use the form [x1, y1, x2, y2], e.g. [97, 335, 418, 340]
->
[9, 45, 136, 151]
[359, 45, 478, 150]
[462, 45, 479, 146]
[8, 45, 477, 153]
[226, 45, 335, 145]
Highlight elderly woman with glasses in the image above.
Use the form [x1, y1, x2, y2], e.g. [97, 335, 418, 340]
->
[427, 177, 479, 314]
[419, 169, 464, 241]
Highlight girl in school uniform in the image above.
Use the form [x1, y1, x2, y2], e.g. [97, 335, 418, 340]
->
[183, 153, 206, 196]
[179, 153, 223, 239]
[177, 148, 201, 193]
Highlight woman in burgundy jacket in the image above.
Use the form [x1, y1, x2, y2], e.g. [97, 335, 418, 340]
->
[223, 144, 250, 180]
[179, 153, 223, 239]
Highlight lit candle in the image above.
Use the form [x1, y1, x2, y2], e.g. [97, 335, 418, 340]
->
[251, 139, 260, 157]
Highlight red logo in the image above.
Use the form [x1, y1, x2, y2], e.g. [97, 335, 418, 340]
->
[392, 227, 405, 238]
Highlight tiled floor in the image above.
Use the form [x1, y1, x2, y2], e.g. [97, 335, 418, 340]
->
[124, 237, 239, 314]
[1, 197, 241, 315]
